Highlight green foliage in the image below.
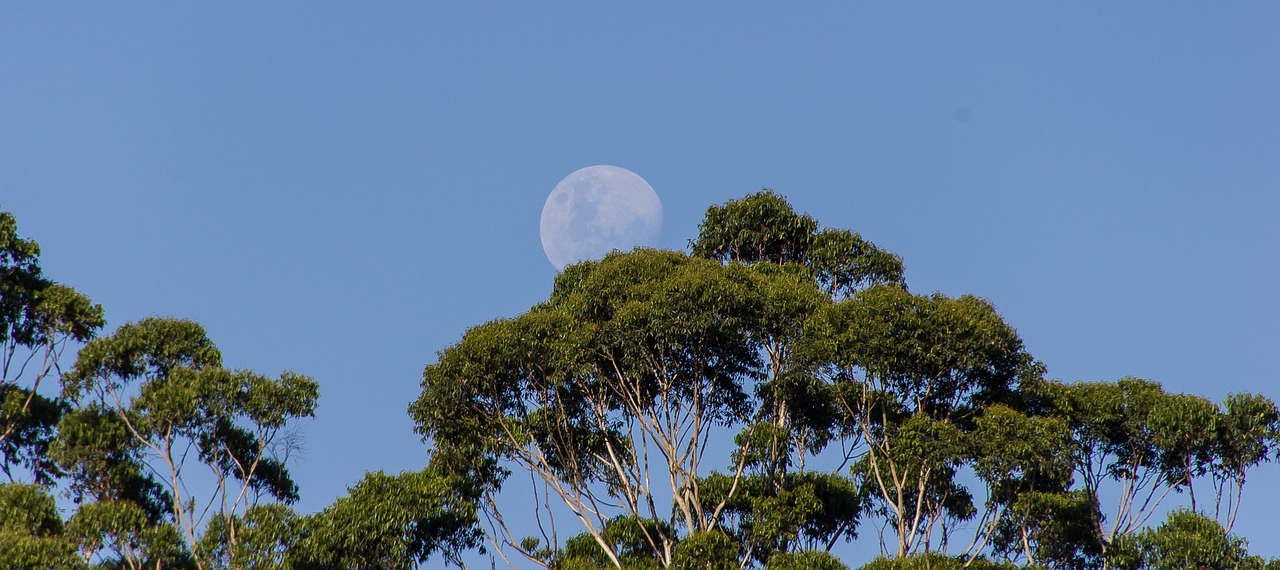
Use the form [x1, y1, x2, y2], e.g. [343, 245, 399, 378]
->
[50, 404, 170, 521]
[62, 318, 222, 398]
[0, 532, 81, 570]
[0, 211, 105, 348]
[67, 499, 192, 570]
[690, 190, 904, 298]
[968, 405, 1074, 502]
[1148, 394, 1217, 503]
[1028, 376, 1280, 558]
[801, 283, 1036, 557]
[0, 484, 80, 569]
[559, 516, 672, 569]
[1215, 394, 1280, 477]
[765, 550, 849, 570]
[409, 192, 1264, 567]
[0, 384, 67, 485]
[692, 190, 819, 266]
[0, 209, 103, 485]
[5, 195, 1279, 570]
[417, 249, 765, 450]
[857, 553, 1021, 570]
[966, 405, 1096, 567]
[1034, 378, 1174, 544]
[701, 469, 864, 562]
[293, 468, 482, 569]
[1111, 509, 1277, 570]
[198, 504, 299, 570]
[689, 193, 902, 566]
[669, 530, 739, 570]
[56, 317, 318, 570]
[1211, 393, 1280, 530]
[808, 285, 1037, 420]
[0, 482, 63, 536]
[414, 249, 770, 563]
[992, 489, 1101, 569]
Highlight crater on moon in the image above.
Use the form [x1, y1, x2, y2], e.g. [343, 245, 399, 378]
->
[539, 165, 663, 271]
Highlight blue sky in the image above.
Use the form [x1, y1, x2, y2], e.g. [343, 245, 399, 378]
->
[4, 2, 1278, 563]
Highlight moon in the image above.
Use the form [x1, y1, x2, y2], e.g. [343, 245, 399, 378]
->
[540, 165, 663, 270]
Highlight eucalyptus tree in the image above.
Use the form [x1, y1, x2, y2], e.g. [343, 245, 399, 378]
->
[691, 191, 903, 456]
[1147, 393, 1217, 512]
[56, 317, 318, 570]
[0, 209, 103, 484]
[66, 498, 192, 570]
[1025, 377, 1280, 566]
[691, 191, 903, 476]
[1037, 377, 1169, 552]
[992, 489, 1101, 570]
[1209, 393, 1280, 532]
[697, 465, 865, 565]
[415, 190, 909, 569]
[414, 249, 774, 568]
[961, 404, 1090, 568]
[1110, 509, 1280, 570]
[410, 191, 1280, 568]
[799, 285, 1040, 558]
[690, 192, 901, 562]
[1035, 377, 1231, 561]
[763, 550, 849, 570]
[555, 515, 687, 569]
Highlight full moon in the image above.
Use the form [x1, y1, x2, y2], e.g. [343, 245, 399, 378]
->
[540, 165, 663, 270]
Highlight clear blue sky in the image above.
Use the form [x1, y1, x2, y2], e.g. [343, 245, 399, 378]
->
[4, 2, 1278, 563]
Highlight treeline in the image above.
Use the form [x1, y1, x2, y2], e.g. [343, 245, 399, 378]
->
[0, 209, 477, 569]
[2, 195, 1278, 570]
[413, 193, 1280, 570]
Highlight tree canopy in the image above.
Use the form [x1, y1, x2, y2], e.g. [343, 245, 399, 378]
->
[410, 191, 1280, 569]
[1, 194, 1277, 569]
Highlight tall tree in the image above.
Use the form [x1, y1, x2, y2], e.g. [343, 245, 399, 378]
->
[1147, 393, 1217, 513]
[0, 209, 103, 485]
[1209, 393, 1280, 532]
[962, 404, 1086, 567]
[1040, 378, 1207, 558]
[413, 250, 767, 568]
[691, 192, 901, 562]
[58, 318, 317, 570]
[800, 285, 1039, 558]
[417, 192, 1136, 567]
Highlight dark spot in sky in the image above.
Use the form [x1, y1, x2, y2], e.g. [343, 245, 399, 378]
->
[956, 108, 971, 122]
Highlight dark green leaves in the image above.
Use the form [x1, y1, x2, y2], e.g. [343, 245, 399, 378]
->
[54, 317, 319, 569]
[809, 285, 1034, 419]
[0, 484, 80, 569]
[691, 191, 819, 267]
[1116, 510, 1278, 570]
[2, 210, 104, 349]
[62, 318, 221, 401]
[68, 499, 192, 570]
[691, 191, 903, 299]
[294, 469, 483, 569]
[0, 208, 103, 487]
[415, 249, 767, 474]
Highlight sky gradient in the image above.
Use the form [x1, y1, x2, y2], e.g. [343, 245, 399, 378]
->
[4, 3, 1278, 563]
